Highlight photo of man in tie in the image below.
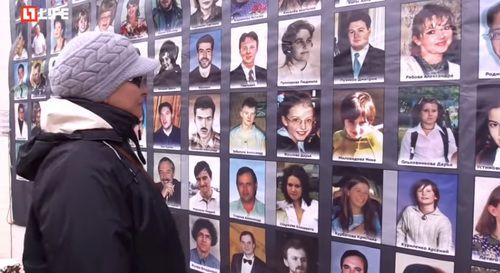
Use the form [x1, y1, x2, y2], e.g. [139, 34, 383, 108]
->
[13, 63, 29, 100]
[230, 24, 268, 88]
[230, 231, 267, 273]
[333, 9, 385, 83]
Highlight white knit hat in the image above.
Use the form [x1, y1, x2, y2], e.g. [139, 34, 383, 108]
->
[49, 31, 158, 102]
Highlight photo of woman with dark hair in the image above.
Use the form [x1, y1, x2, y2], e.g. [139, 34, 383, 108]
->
[472, 184, 500, 263]
[190, 0, 222, 28]
[331, 176, 381, 241]
[52, 15, 67, 54]
[397, 179, 454, 254]
[400, 3, 460, 81]
[476, 90, 500, 169]
[399, 97, 457, 167]
[276, 164, 318, 233]
[333, 91, 383, 163]
[278, 17, 321, 85]
[277, 91, 320, 159]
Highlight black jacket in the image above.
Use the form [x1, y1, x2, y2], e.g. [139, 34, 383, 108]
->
[333, 45, 385, 80]
[17, 98, 187, 273]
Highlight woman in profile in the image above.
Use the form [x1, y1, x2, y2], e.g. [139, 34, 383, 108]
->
[476, 100, 500, 167]
[396, 179, 454, 253]
[399, 97, 457, 166]
[333, 92, 383, 163]
[401, 4, 460, 79]
[472, 185, 500, 263]
[276, 165, 318, 232]
[331, 176, 381, 239]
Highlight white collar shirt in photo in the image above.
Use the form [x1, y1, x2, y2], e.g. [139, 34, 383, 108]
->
[494, 148, 500, 167]
[399, 124, 457, 163]
[277, 198, 318, 232]
[189, 189, 220, 215]
[241, 254, 255, 273]
[350, 44, 369, 68]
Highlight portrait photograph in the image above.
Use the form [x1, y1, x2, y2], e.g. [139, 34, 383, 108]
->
[12, 62, 29, 101]
[230, 23, 268, 88]
[30, 101, 41, 137]
[153, 95, 181, 150]
[472, 266, 500, 273]
[229, 222, 266, 273]
[395, 253, 454, 273]
[153, 153, 182, 208]
[152, 0, 182, 35]
[400, 1, 461, 81]
[398, 86, 459, 168]
[189, 215, 221, 273]
[189, 30, 222, 90]
[12, 24, 28, 61]
[472, 176, 500, 264]
[229, 158, 266, 223]
[50, 11, 70, 54]
[15, 142, 28, 181]
[277, 15, 321, 87]
[396, 171, 457, 256]
[231, 0, 267, 23]
[31, 21, 47, 57]
[476, 85, 500, 171]
[72, 3, 91, 37]
[188, 155, 220, 216]
[276, 162, 319, 233]
[335, 0, 384, 8]
[119, 0, 148, 39]
[331, 166, 383, 243]
[278, 0, 321, 16]
[230, 92, 267, 156]
[29, 60, 47, 99]
[268, 230, 318, 273]
[131, 103, 147, 148]
[332, 89, 384, 164]
[14, 102, 29, 141]
[333, 7, 385, 84]
[277, 90, 320, 159]
[154, 36, 182, 92]
[95, 0, 118, 33]
[331, 241, 380, 273]
[479, 0, 500, 79]
[190, 0, 222, 29]
[188, 94, 221, 153]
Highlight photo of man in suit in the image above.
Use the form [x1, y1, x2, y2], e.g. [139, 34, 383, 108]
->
[154, 156, 181, 208]
[231, 231, 266, 273]
[153, 101, 181, 149]
[231, 31, 267, 87]
[190, 34, 221, 88]
[334, 10, 385, 82]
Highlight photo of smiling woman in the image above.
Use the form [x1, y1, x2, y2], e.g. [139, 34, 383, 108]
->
[398, 86, 459, 168]
[331, 166, 383, 243]
[400, 2, 461, 81]
[276, 163, 319, 233]
[278, 16, 321, 86]
[333, 89, 384, 164]
[277, 90, 320, 159]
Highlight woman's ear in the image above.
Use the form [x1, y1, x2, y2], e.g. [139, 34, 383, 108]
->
[487, 204, 499, 217]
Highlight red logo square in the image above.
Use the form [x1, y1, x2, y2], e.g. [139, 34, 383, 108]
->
[20, 6, 38, 23]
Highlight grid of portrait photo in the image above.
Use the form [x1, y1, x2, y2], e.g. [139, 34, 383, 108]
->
[8, 0, 500, 272]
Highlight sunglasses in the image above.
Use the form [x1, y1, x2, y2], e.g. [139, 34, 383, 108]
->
[128, 76, 145, 88]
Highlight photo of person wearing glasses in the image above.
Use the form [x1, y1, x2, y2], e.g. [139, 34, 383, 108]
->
[479, 1, 500, 78]
[277, 91, 320, 159]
